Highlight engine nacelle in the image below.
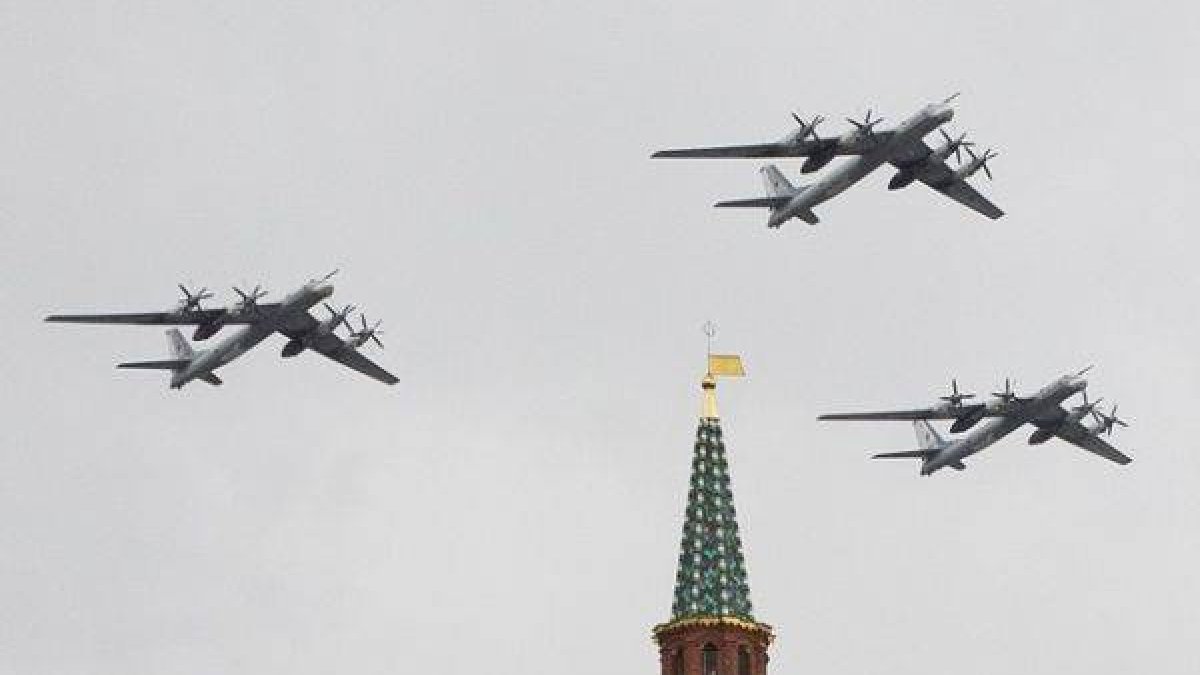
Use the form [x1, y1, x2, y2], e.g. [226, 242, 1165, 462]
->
[193, 322, 222, 341]
[949, 405, 987, 433]
[801, 150, 835, 173]
[888, 170, 917, 190]
[281, 339, 306, 357]
[1027, 428, 1055, 445]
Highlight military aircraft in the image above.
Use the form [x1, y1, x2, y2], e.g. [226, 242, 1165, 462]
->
[652, 95, 1003, 227]
[45, 271, 398, 388]
[818, 368, 1132, 475]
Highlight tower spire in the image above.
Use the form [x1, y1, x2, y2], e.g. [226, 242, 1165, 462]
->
[653, 338, 772, 675]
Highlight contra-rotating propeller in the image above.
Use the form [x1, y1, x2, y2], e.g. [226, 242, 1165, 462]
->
[846, 109, 885, 140]
[963, 146, 999, 180]
[350, 315, 385, 349]
[789, 113, 825, 142]
[939, 378, 976, 408]
[1074, 391, 1104, 416]
[323, 302, 356, 332]
[1092, 404, 1129, 436]
[938, 128, 975, 163]
[991, 378, 1021, 404]
[177, 284, 213, 313]
[232, 284, 268, 313]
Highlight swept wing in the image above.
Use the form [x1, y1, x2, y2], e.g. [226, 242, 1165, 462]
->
[1050, 421, 1133, 465]
[653, 133, 891, 159]
[820, 407, 967, 422]
[45, 306, 281, 326]
[279, 315, 398, 386]
[890, 141, 1004, 219]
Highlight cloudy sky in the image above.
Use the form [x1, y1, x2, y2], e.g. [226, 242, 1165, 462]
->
[2, 1, 1199, 673]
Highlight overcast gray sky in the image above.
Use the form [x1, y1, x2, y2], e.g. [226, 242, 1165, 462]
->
[3, 1, 1199, 673]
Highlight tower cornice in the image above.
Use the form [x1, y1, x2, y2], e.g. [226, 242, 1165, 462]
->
[651, 615, 776, 645]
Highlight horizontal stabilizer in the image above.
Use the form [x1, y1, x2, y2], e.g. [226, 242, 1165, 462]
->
[872, 450, 938, 460]
[714, 197, 792, 209]
[117, 359, 190, 370]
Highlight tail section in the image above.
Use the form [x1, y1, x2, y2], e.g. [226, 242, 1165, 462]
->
[914, 420, 948, 450]
[714, 165, 817, 227]
[115, 329, 219, 388]
[166, 328, 194, 359]
[871, 421, 954, 471]
[760, 165, 796, 197]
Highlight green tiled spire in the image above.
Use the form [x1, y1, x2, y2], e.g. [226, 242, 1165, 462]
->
[670, 407, 755, 621]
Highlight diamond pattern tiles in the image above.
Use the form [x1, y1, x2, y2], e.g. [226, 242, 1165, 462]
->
[670, 418, 755, 622]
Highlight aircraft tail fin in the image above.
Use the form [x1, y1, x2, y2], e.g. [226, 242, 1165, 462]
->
[116, 329, 200, 385]
[914, 420, 948, 450]
[166, 329, 194, 359]
[760, 164, 797, 197]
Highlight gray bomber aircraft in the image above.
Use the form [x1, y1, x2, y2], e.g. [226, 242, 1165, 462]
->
[45, 271, 398, 388]
[818, 368, 1132, 475]
[653, 95, 1003, 227]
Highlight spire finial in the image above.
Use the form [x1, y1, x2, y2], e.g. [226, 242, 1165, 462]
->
[703, 320, 717, 361]
[700, 323, 743, 419]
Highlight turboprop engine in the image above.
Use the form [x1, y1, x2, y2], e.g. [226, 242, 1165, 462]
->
[1027, 393, 1104, 445]
[174, 285, 226, 341]
[193, 321, 224, 341]
[887, 170, 917, 190]
[281, 303, 355, 358]
[937, 378, 987, 432]
[801, 150, 836, 174]
[839, 109, 884, 148]
[954, 147, 998, 181]
[888, 130, 974, 190]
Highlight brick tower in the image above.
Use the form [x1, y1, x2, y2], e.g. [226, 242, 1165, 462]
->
[653, 356, 774, 675]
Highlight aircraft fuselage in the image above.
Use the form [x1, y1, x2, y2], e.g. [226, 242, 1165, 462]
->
[921, 374, 1088, 475]
[773, 102, 955, 227]
[170, 282, 334, 388]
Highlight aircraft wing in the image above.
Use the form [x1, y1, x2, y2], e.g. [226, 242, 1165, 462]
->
[892, 143, 1004, 219]
[819, 408, 960, 421]
[279, 317, 398, 386]
[45, 306, 281, 326]
[1052, 421, 1133, 465]
[653, 133, 891, 159]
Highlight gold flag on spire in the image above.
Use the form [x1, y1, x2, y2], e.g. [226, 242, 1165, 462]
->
[707, 354, 745, 378]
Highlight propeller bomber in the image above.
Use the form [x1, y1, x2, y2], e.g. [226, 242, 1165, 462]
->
[819, 367, 1132, 475]
[654, 94, 1004, 227]
[45, 271, 399, 388]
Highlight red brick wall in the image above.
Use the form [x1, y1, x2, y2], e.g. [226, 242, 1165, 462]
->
[656, 622, 771, 675]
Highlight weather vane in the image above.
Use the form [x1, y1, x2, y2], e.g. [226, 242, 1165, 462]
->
[703, 320, 717, 357]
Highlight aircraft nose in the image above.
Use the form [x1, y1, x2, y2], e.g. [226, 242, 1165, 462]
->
[317, 284, 334, 298]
